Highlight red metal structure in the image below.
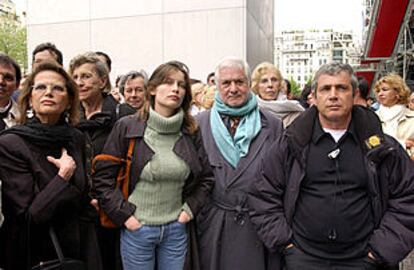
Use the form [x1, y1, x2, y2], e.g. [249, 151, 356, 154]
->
[358, 0, 413, 89]
[364, 0, 410, 59]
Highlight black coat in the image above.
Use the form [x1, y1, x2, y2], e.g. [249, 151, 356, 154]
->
[196, 109, 283, 270]
[248, 106, 414, 266]
[77, 94, 136, 180]
[0, 129, 101, 270]
[77, 94, 135, 270]
[93, 114, 214, 270]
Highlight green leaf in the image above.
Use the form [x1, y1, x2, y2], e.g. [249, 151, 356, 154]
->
[0, 14, 27, 72]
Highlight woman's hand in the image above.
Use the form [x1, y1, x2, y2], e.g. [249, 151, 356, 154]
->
[368, 252, 376, 260]
[285, 243, 294, 250]
[90, 199, 99, 211]
[124, 216, 142, 231]
[47, 148, 76, 181]
[406, 139, 414, 149]
[178, 211, 191, 224]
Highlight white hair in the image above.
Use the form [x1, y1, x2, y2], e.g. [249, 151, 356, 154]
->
[214, 57, 251, 86]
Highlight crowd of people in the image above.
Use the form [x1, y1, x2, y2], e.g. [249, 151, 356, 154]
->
[0, 41, 413, 270]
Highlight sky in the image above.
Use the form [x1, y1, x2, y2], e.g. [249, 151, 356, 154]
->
[12, 0, 364, 43]
[275, 0, 364, 43]
[13, 0, 26, 15]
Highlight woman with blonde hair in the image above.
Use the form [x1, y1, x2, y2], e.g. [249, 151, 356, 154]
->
[251, 62, 304, 127]
[374, 73, 414, 156]
[190, 82, 206, 115]
[202, 84, 216, 109]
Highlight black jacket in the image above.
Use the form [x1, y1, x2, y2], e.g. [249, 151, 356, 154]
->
[77, 94, 136, 176]
[248, 106, 414, 265]
[93, 114, 214, 270]
[0, 129, 101, 269]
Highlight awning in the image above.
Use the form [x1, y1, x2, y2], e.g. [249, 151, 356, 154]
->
[355, 60, 380, 90]
[355, 70, 376, 92]
[363, 0, 410, 60]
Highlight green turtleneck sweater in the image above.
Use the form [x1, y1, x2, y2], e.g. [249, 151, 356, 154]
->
[128, 108, 192, 225]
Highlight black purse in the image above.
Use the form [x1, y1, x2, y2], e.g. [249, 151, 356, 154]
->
[31, 227, 85, 270]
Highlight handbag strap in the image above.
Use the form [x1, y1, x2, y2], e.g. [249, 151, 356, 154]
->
[26, 174, 42, 269]
[48, 226, 65, 262]
[123, 138, 136, 195]
[92, 138, 136, 173]
[126, 138, 136, 161]
[92, 138, 136, 195]
[26, 194, 65, 269]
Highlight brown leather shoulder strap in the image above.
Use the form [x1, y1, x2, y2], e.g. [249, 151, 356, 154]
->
[92, 138, 136, 173]
[121, 138, 136, 195]
[126, 138, 136, 161]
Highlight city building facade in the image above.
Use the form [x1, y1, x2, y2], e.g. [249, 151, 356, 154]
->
[0, 0, 15, 16]
[275, 29, 361, 88]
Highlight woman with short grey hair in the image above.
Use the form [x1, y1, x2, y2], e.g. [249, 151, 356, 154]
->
[119, 70, 147, 110]
[69, 52, 136, 270]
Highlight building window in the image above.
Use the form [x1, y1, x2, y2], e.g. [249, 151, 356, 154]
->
[333, 50, 342, 57]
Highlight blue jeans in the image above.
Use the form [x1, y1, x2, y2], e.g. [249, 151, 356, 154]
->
[120, 221, 188, 270]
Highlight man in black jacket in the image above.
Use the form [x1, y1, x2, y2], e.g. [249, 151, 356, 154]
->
[249, 62, 414, 270]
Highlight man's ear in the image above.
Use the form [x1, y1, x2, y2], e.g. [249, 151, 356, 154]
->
[312, 89, 316, 99]
[149, 87, 157, 96]
[354, 88, 360, 98]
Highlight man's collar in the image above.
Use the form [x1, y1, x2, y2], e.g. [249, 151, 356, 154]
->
[0, 100, 12, 112]
[311, 114, 358, 145]
[286, 105, 385, 161]
[311, 117, 328, 144]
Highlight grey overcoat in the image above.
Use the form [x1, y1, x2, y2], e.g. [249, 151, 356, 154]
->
[196, 109, 283, 270]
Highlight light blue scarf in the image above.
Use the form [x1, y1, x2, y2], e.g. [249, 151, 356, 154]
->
[210, 92, 261, 168]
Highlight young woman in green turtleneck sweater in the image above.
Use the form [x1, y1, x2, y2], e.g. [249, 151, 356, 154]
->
[94, 61, 213, 270]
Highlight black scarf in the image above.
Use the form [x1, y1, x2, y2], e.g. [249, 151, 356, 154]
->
[76, 111, 112, 132]
[76, 93, 115, 132]
[1, 118, 75, 148]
